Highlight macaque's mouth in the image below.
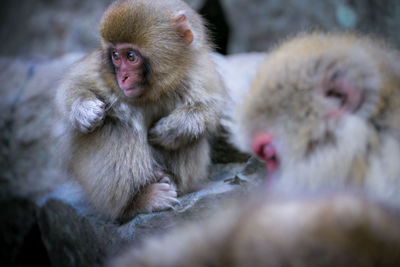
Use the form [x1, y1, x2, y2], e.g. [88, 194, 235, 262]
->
[252, 133, 280, 181]
[123, 86, 144, 98]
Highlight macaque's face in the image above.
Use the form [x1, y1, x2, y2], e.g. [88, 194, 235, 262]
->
[99, 1, 197, 102]
[110, 43, 148, 98]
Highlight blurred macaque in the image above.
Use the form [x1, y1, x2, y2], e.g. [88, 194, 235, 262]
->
[110, 193, 400, 267]
[233, 32, 400, 205]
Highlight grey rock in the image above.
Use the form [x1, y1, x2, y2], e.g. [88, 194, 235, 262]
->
[0, 53, 84, 200]
[37, 199, 126, 267]
[0, 0, 112, 58]
[0, 0, 205, 58]
[0, 197, 50, 266]
[1, 0, 400, 58]
[220, 0, 400, 53]
[241, 156, 267, 181]
[37, 158, 266, 267]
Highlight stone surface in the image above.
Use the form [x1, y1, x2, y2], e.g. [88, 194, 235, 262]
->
[0, 197, 50, 267]
[38, 199, 126, 267]
[0, 0, 208, 58]
[36, 159, 264, 267]
[219, 0, 400, 53]
[0, 0, 112, 58]
[0, 53, 84, 200]
[2, 0, 399, 58]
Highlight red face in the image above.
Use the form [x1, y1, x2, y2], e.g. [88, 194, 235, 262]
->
[110, 43, 146, 98]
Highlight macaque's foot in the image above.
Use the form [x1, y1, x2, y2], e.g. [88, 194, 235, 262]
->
[140, 175, 179, 213]
[154, 169, 173, 180]
[71, 98, 105, 133]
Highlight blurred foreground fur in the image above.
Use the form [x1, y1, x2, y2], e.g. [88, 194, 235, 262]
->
[111, 193, 400, 267]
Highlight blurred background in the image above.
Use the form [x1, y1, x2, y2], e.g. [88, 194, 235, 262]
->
[1, 0, 400, 59]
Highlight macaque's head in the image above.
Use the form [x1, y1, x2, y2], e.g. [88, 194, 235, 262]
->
[98, 0, 207, 101]
[233, 33, 400, 187]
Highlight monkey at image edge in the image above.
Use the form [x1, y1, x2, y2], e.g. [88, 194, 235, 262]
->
[54, 0, 226, 222]
[109, 32, 400, 267]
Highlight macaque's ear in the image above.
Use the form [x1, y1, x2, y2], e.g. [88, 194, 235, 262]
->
[318, 72, 362, 114]
[174, 12, 194, 45]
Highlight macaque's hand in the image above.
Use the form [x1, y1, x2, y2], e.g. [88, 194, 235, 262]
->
[149, 116, 176, 148]
[149, 110, 204, 150]
[148, 116, 184, 150]
[70, 98, 105, 133]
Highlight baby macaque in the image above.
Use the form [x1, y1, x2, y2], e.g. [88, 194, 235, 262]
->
[55, 0, 225, 221]
[108, 32, 400, 266]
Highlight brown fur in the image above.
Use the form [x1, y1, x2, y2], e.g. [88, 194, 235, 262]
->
[55, 0, 225, 221]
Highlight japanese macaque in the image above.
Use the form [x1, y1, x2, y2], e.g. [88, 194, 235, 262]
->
[232, 32, 400, 205]
[108, 32, 400, 266]
[55, 0, 225, 221]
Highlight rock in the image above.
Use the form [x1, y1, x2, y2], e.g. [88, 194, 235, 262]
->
[219, 0, 400, 53]
[2, 0, 400, 58]
[0, 53, 84, 200]
[240, 156, 267, 181]
[0, 197, 50, 266]
[0, 1, 112, 58]
[0, 0, 210, 58]
[37, 199, 126, 267]
[36, 157, 265, 267]
[0, 53, 85, 265]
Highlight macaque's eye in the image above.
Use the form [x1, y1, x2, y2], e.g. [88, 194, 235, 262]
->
[127, 50, 138, 62]
[111, 51, 120, 61]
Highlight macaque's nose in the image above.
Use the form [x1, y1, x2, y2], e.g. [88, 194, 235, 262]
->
[121, 74, 129, 83]
[252, 132, 280, 180]
[118, 72, 132, 89]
